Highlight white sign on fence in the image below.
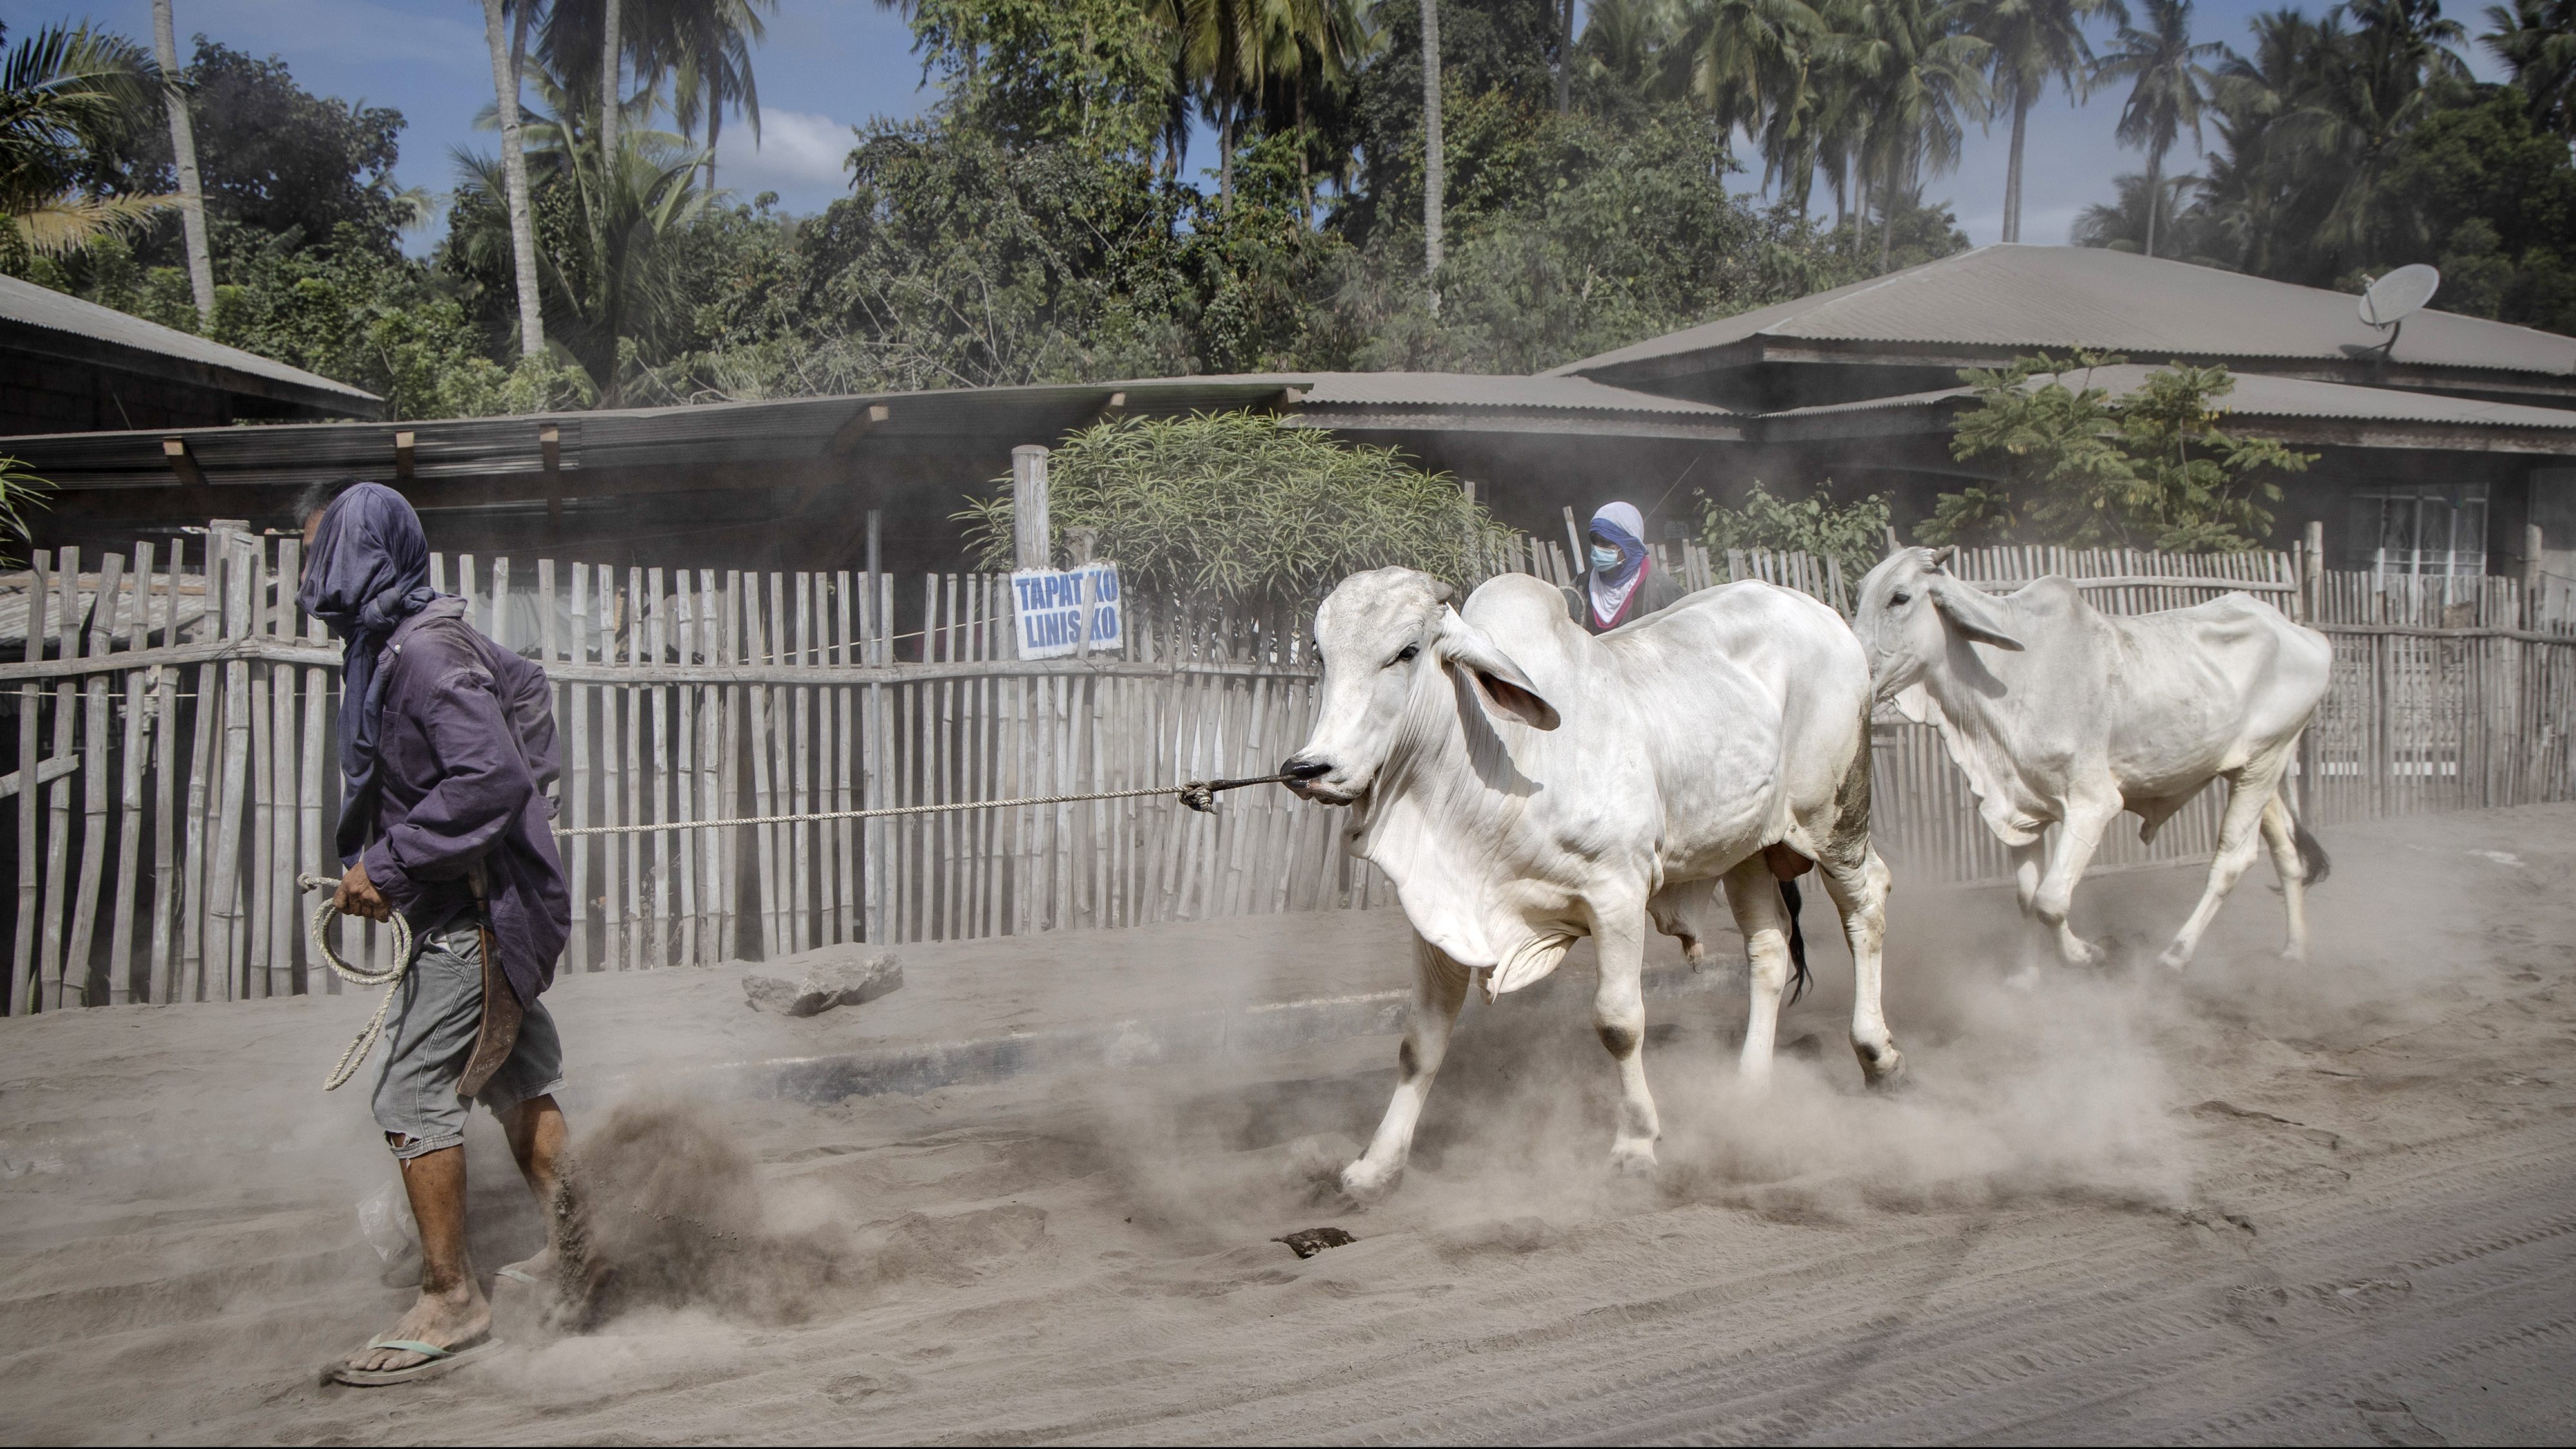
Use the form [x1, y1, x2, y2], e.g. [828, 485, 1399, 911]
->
[1010, 563, 1122, 659]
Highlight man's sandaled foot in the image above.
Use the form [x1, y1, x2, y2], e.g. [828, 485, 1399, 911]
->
[330, 1334, 502, 1387]
[337, 1287, 489, 1381]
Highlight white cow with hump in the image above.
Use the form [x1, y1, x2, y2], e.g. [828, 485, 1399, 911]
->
[1280, 567, 1899, 1203]
[1853, 547, 2334, 971]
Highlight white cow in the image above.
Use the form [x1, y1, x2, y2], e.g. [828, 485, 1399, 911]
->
[1852, 547, 2333, 971]
[1280, 567, 1899, 1203]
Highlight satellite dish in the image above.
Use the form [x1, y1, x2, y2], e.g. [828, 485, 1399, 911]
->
[2360, 264, 2440, 328]
[2343, 264, 2440, 362]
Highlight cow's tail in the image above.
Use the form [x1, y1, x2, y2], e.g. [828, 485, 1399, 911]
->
[2289, 806, 2332, 887]
[1779, 879, 1811, 1005]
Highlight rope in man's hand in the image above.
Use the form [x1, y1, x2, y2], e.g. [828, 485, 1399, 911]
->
[296, 873, 415, 1092]
[289, 775, 1296, 1088]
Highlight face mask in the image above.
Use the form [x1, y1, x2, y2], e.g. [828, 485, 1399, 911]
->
[1590, 544, 1622, 572]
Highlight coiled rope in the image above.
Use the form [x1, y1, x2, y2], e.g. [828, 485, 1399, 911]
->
[292, 772, 1293, 1088]
[296, 873, 414, 1092]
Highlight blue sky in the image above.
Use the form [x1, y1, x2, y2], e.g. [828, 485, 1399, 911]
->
[15, 0, 2513, 256]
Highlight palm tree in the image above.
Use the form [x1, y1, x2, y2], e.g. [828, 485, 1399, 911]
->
[2483, 0, 2576, 139]
[1421, 0, 1443, 297]
[459, 64, 714, 398]
[2287, 0, 2466, 265]
[1177, 0, 1360, 205]
[2094, 0, 2219, 258]
[1674, 0, 1826, 192]
[1244, 0, 1368, 216]
[651, 0, 776, 195]
[480, 0, 547, 359]
[600, 0, 624, 162]
[2070, 165, 2199, 249]
[147, 1, 212, 323]
[1970, 0, 2114, 243]
[0, 22, 170, 260]
[1557, 0, 1577, 111]
[1841, 0, 1989, 268]
[1580, 0, 1684, 94]
[1178, 0, 1260, 201]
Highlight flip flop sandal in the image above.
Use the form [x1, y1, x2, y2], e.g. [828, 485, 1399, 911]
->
[330, 1333, 502, 1388]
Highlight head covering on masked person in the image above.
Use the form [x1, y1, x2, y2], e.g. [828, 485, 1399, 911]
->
[1584, 500, 1653, 630]
[295, 481, 440, 839]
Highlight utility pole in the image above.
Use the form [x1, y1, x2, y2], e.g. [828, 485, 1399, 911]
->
[150, 0, 214, 325]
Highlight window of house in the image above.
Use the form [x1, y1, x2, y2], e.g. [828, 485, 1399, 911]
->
[2352, 483, 2487, 582]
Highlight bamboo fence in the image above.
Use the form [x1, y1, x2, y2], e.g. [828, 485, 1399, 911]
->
[5, 529, 2572, 1015]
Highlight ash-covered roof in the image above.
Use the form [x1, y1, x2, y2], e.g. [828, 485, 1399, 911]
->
[1554, 245, 2576, 384]
[1, 272, 382, 412]
[1298, 372, 1732, 415]
[1756, 365, 2576, 450]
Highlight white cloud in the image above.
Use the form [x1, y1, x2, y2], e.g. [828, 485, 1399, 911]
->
[712, 109, 858, 207]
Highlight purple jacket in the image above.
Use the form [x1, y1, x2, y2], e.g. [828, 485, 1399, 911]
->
[358, 598, 571, 1008]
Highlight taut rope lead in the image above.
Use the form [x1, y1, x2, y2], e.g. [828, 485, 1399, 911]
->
[550, 772, 1298, 836]
[292, 772, 1294, 1087]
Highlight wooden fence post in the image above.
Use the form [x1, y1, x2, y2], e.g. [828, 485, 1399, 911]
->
[2526, 522, 2545, 630]
[11, 549, 51, 1016]
[1013, 446, 1050, 572]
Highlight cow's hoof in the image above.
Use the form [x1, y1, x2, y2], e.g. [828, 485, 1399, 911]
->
[1608, 1142, 1659, 1177]
[1336, 1162, 1399, 1208]
[2002, 964, 2043, 992]
[1858, 1044, 1908, 1091]
[2279, 943, 2309, 963]
[2155, 947, 2193, 971]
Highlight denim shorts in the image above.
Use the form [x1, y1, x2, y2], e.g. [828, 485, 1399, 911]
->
[370, 914, 564, 1159]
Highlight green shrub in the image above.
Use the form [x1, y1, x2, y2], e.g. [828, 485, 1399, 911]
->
[959, 411, 1511, 612]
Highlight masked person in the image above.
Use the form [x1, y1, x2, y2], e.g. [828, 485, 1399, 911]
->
[297, 480, 574, 1387]
[1566, 500, 1685, 634]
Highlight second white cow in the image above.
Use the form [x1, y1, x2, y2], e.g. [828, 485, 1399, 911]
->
[1280, 567, 1897, 1203]
[1853, 547, 2333, 971]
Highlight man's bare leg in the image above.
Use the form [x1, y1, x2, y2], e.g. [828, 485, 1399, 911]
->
[344, 1142, 490, 1373]
[497, 1094, 570, 1282]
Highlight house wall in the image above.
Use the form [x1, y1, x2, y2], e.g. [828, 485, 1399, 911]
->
[1, 355, 240, 435]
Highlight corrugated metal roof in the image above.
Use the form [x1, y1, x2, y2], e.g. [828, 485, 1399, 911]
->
[1298, 372, 1732, 414]
[1, 272, 381, 403]
[1, 372, 1733, 491]
[1757, 365, 2576, 431]
[1556, 245, 2576, 381]
[0, 376, 1320, 493]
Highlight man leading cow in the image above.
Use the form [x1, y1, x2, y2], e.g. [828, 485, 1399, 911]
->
[298, 481, 576, 1387]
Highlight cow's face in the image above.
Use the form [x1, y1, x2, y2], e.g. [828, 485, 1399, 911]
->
[1853, 547, 2025, 695]
[1282, 568, 1558, 805]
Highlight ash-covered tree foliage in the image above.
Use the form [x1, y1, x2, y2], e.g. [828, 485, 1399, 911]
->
[1696, 482, 1896, 581]
[958, 412, 1513, 613]
[1927, 352, 2315, 551]
[12, 1, 1943, 415]
[2078, 2, 2576, 337]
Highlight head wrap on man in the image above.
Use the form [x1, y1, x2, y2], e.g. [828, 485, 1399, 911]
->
[1586, 500, 1652, 629]
[294, 482, 440, 844]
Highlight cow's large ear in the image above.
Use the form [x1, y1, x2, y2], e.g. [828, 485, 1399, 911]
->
[1436, 609, 1562, 730]
[1927, 578, 2026, 652]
